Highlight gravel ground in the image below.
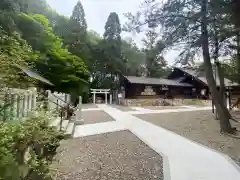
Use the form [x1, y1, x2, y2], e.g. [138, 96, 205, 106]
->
[51, 130, 163, 180]
[111, 105, 136, 112]
[135, 110, 240, 162]
[82, 110, 115, 124]
[82, 104, 98, 109]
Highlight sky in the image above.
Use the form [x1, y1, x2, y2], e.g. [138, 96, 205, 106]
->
[46, 0, 178, 64]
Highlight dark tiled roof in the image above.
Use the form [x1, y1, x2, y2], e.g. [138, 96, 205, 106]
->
[15, 64, 54, 86]
[124, 76, 192, 87]
[177, 67, 239, 87]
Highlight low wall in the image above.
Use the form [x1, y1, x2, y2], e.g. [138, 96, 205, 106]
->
[120, 98, 212, 107]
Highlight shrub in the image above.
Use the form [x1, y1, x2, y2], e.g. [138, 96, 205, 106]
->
[0, 112, 64, 180]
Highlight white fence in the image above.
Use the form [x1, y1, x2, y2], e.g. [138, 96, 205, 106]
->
[0, 87, 37, 120]
[46, 90, 71, 111]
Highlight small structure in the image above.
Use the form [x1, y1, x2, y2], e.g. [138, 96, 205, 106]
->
[90, 89, 111, 104]
[121, 76, 193, 99]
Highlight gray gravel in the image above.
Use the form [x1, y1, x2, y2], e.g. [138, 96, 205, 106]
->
[135, 110, 240, 161]
[82, 110, 115, 124]
[82, 104, 98, 109]
[51, 130, 163, 180]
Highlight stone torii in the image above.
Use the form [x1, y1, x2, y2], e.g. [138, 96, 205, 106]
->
[90, 89, 112, 104]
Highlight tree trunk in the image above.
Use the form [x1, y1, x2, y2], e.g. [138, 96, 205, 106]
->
[213, 14, 232, 119]
[236, 32, 240, 79]
[201, 0, 233, 133]
[217, 63, 225, 106]
[216, 62, 232, 119]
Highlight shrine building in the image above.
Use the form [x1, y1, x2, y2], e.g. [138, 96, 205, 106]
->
[120, 67, 240, 100]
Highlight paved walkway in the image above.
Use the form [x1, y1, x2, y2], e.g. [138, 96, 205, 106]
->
[127, 106, 212, 115]
[74, 104, 240, 180]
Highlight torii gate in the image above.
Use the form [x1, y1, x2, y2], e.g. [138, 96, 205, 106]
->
[90, 89, 112, 104]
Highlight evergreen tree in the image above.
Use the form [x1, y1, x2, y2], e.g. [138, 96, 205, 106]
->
[64, 1, 90, 65]
[104, 12, 121, 41]
[70, 1, 87, 33]
[102, 12, 124, 89]
[103, 12, 124, 74]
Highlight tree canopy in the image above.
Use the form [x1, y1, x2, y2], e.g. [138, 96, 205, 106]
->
[0, 0, 169, 97]
[0, 0, 89, 96]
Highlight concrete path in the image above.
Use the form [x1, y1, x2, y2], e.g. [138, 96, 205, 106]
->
[74, 121, 127, 137]
[82, 108, 100, 111]
[128, 106, 212, 115]
[91, 104, 240, 180]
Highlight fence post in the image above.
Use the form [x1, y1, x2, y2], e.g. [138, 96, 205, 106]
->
[31, 89, 37, 110]
[24, 93, 29, 116]
[9, 93, 14, 120]
[21, 94, 25, 117]
[12, 94, 18, 119]
[75, 96, 84, 125]
[28, 90, 32, 113]
[19, 94, 23, 118]
[46, 90, 51, 111]
[16, 94, 21, 118]
[110, 94, 112, 104]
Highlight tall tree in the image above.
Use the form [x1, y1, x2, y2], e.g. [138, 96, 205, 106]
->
[103, 12, 124, 89]
[71, 1, 87, 33]
[64, 1, 90, 65]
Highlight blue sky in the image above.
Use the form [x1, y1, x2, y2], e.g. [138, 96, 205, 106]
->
[46, 0, 178, 64]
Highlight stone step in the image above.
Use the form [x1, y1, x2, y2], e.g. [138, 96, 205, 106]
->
[65, 122, 75, 136]
[60, 120, 69, 131]
[49, 117, 77, 138]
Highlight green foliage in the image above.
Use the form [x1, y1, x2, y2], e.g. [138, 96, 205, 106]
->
[143, 30, 168, 78]
[0, 28, 36, 87]
[2, 12, 90, 94]
[103, 12, 122, 65]
[70, 1, 87, 32]
[63, 1, 90, 66]
[100, 12, 124, 89]
[122, 38, 146, 76]
[0, 113, 64, 180]
[0, 0, 89, 95]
